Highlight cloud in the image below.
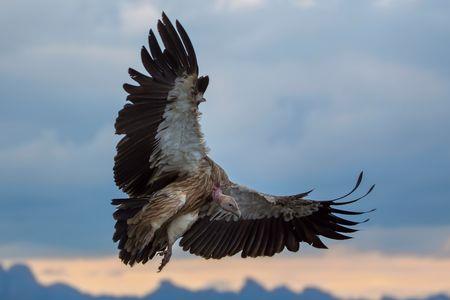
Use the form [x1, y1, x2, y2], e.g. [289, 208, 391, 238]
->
[2, 224, 449, 264]
[1, 0, 450, 257]
[338, 225, 450, 257]
[443, 238, 450, 256]
[373, 0, 417, 8]
[0, 127, 115, 185]
[204, 54, 449, 184]
[0, 43, 133, 89]
[293, 0, 317, 8]
[119, 1, 161, 35]
[214, 0, 265, 11]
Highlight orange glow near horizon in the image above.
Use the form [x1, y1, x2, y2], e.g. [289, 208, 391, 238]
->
[4, 249, 450, 299]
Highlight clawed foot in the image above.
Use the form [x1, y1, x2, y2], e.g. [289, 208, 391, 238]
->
[157, 247, 172, 272]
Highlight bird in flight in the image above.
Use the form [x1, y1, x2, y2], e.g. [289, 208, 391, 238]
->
[112, 12, 374, 272]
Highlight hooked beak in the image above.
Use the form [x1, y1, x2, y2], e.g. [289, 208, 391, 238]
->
[195, 97, 206, 107]
[233, 210, 242, 219]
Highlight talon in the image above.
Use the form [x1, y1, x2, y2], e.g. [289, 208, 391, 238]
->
[157, 247, 172, 272]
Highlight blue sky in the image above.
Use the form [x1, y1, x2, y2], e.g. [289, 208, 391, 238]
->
[1, 0, 450, 259]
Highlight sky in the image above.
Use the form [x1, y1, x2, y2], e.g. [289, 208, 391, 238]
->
[1, 0, 450, 297]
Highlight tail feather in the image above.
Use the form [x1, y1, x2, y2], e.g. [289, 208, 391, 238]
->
[112, 197, 165, 266]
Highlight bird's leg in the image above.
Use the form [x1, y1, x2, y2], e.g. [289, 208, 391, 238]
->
[157, 245, 172, 272]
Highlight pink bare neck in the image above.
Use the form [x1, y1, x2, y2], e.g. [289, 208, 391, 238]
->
[212, 185, 222, 201]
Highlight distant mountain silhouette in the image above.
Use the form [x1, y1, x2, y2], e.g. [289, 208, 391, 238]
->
[0, 263, 448, 300]
[0, 264, 134, 300]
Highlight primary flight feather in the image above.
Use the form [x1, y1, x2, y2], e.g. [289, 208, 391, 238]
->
[112, 12, 374, 272]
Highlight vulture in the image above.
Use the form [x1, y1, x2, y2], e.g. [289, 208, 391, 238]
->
[112, 12, 375, 272]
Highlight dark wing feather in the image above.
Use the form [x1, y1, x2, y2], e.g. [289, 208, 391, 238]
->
[176, 20, 198, 74]
[180, 172, 374, 259]
[114, 13, 200, 197]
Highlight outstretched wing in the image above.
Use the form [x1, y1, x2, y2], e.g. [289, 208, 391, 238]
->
[114, 12, 210, 197]
[180, 172, 374, 259]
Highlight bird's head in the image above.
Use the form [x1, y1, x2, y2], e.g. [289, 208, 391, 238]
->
[212, 185, 241, 218]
